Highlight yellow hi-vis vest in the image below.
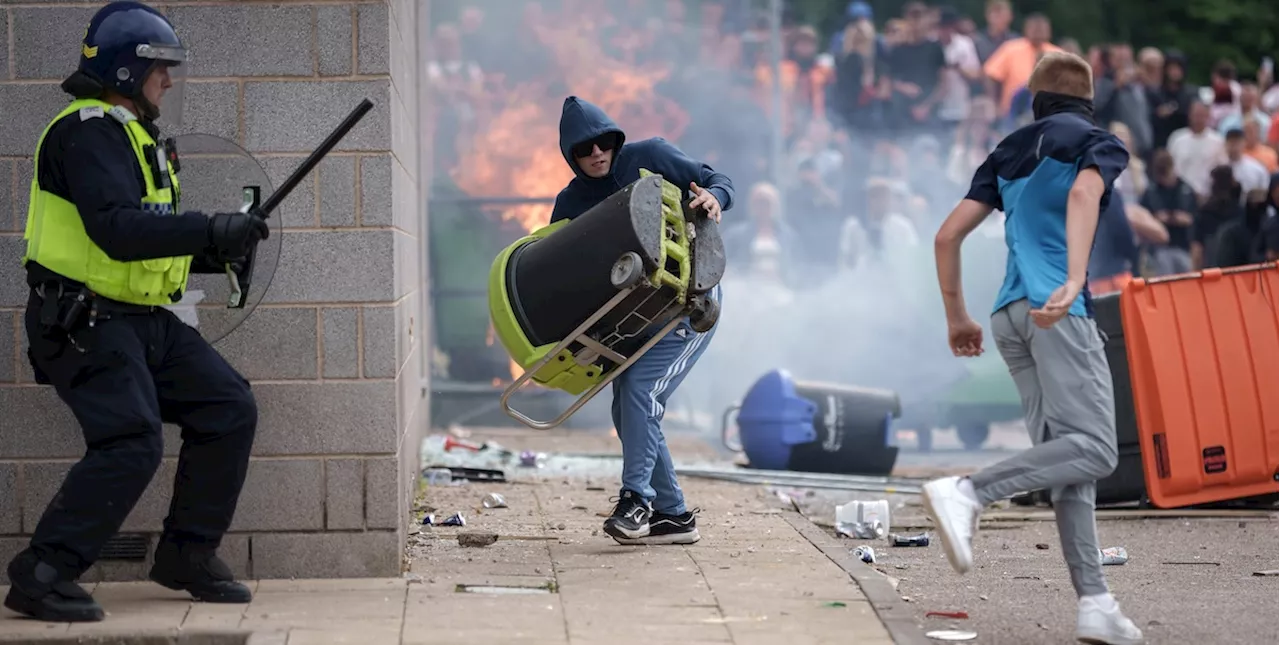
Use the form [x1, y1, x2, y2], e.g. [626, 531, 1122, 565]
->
[22, 98, 192, 306]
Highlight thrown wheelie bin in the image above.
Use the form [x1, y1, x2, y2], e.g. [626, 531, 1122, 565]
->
[488, 171, 725, 429]
[725, 369, 902, 476]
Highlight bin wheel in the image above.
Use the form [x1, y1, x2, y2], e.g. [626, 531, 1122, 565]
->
[689, 295, 719, 333]
[957, 424, 990, 451]
[916, 427, 933, 453]
[611, 252, 646, 289]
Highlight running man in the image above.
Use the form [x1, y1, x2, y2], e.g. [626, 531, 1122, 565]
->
[925, 51, 1144, 645]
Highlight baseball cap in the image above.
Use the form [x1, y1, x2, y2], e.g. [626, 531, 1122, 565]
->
[846, 1, 873, 21]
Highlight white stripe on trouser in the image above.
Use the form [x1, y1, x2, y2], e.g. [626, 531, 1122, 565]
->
[647, 326, 710, 419]
[645, 284, 721, 418]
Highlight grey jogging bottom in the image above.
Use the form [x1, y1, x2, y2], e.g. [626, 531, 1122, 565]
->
[968, 298, 1119, 597]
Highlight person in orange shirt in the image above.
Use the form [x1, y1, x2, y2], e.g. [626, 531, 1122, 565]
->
[1243, 120, 1279, 172]
[982, 13, 1062, 116]
[754, 26, 833, 138]
[1268, 114, 1279, 148]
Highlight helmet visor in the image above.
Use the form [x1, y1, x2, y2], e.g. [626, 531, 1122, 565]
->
[137, 43, 187, 129]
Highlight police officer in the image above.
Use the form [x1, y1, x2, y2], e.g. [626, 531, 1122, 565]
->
[4, 2, 268, 623]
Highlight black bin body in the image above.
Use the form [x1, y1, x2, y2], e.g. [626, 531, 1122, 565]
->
[1094, 292, 1148, 506]
[786, 382, 902, 476]
[509, 177, 669, 347]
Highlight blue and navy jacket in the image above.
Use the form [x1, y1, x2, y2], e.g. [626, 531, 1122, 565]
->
[550, 97, 734, 223]
[966, 110, 1130, 318]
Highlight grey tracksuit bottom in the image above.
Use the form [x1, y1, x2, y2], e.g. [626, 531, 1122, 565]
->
[969, 299, 1119, 597]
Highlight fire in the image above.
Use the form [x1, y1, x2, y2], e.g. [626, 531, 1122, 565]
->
[450, 3, 689, 234]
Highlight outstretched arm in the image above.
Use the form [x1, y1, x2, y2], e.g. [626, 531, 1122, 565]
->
[645, 138, 735, 213]
[936, 155, 1001, 325]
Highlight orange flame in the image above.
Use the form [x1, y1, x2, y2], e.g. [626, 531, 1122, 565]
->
[450, 4, 689, 234]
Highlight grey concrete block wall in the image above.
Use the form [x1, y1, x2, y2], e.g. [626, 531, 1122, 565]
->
[0, 0, 427, 582]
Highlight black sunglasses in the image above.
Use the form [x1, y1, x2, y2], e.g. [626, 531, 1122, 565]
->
[572, 134, 619, 159]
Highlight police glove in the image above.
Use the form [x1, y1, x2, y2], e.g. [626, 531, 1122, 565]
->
[208, 211, 270, 259]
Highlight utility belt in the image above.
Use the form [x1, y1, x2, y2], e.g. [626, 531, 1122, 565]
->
[34, 279, 159, 352]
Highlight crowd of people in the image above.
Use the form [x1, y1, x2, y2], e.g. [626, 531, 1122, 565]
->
[429, 0, 1280, 298]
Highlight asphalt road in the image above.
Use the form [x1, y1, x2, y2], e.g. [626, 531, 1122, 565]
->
[862, 515, 1279, 644]
[775, 434, 1279, 645]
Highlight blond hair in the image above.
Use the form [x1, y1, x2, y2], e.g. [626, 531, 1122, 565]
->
[1028, 51, 1095, 99]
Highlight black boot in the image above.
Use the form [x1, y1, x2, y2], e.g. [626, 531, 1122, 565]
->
[148, 541, 252, 603]
[3, 549, 104, 622]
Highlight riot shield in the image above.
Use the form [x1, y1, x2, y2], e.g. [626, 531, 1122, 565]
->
[165, 133, 281, 345]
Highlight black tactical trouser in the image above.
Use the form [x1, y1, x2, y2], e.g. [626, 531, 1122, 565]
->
[21, 287, 257, 579]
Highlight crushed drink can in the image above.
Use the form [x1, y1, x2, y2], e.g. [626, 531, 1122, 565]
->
[421, 513, 436, 526]
[440, 512, 466, 527]
[852, 545, 876, 564]
[1099, 546, 1129, 565]
[890, 532, 931, 547]
[482, 493, 508, 509]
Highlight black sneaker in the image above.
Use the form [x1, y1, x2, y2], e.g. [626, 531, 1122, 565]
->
[602, 490, 652, 540]
[3, 549, 104, 622]
[613, 508, 700, 545]
[149, 541, 252, 603]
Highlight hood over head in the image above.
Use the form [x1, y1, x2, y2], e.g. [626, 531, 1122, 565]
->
[559, 96, 626, 180]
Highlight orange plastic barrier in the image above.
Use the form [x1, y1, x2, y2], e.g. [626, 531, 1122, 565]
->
[1119, 263, 1279, 508]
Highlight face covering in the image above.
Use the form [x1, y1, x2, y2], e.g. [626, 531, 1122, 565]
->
[1031, 91, 1096, 122]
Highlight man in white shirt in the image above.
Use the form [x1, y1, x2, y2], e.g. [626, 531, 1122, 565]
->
[936, 8, 982, 127]
[1217, 81, 1272, 136]
[1224, 128, 1271, 196]
[1168, 101, 1228, 201]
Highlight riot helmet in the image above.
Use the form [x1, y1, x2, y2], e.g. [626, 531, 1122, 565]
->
[62, 1, 188, 127]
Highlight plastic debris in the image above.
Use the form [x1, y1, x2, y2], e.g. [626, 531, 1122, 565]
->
[926, 630, 977, 641]
[1099, 546, 1129, 565]
[925, 611, 970, 619]
[458, 532, 499, 548]
[444, 436, 485, 452]
[440, 513, 466, 527]
[890, 532, 930, 547]
[1252, 569, 1279, 577]
[835, 500, 890, 540]
[852, 545, 876, 564]
[422, 467, 453, 485]
[824, 601, 847, 608]
[482, 493, 508, 509]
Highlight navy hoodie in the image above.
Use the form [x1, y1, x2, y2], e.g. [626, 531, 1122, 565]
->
[550, 97, 735, 223]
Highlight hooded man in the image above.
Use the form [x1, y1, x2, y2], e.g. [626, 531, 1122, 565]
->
[551, 96, 734, 545]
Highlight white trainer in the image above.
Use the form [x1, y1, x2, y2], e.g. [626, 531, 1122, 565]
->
[1077, 595, 1144, 645]
[920, 476, 982, 574]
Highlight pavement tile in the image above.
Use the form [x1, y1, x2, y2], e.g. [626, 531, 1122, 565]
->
[67, 582, 192, 633]
[403, 590, 563, 639]
[404, 628, 566, 645]
[286, 626, 403, 645]
[240, 588, 406, 632]
[257, 578, 406, 593]
[567, 621, 732, 643]
[411, 573, 555, 595]
[697, 566, 867, 600]
[182, 600, 251, 630]
[0, 614, 72, 637]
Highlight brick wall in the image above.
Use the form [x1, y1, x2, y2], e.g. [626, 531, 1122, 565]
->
[0, 0, 427, 581]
